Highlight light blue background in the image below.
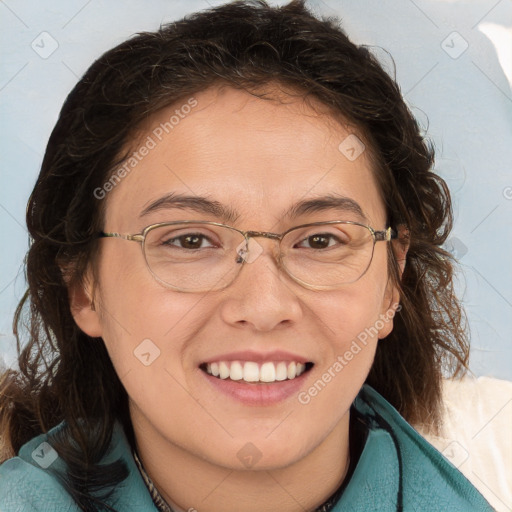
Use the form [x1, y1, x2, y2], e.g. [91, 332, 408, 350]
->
[1, 0, 511, 378]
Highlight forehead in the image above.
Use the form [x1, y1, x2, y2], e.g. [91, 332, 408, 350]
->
[104, 85, 386, 230]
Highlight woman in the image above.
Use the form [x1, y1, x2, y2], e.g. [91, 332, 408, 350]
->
[0, 1, 495, 510]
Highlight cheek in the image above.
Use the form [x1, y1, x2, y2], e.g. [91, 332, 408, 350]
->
[305, 260, 391, 386]
[314, 291, 381, 378]
[294, 284, 386, 435]
[317, 272, 389, 350]
[94, 262, 212, 444]
[94, 247, 207, 381]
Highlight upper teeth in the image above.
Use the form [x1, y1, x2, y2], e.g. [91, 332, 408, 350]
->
[204, 361, 307, 383]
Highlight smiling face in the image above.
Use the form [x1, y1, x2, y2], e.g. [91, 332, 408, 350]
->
[72, 84, 398, 480]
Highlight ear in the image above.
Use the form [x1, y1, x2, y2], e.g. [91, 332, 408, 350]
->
[377, 224, 409, 339]
[67, 271, 103, 338]
[393, 224, 409, 277]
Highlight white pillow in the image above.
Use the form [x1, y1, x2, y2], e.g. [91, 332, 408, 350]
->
[415, 376, 512, 512]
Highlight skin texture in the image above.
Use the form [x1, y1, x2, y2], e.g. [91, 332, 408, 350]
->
[71, 85, 401, 512]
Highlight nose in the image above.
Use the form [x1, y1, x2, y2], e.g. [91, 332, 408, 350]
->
[219, 238, 303, 332]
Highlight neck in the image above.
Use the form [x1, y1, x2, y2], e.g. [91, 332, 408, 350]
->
[129, 405, 351, 512]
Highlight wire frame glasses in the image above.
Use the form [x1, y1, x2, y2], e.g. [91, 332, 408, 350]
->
[99, 220, 396, 292]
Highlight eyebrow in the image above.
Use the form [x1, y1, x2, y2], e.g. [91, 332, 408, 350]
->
[139, 193, 366, 223]
[140, 193, 239, 223]
[284, 195, 366, 221]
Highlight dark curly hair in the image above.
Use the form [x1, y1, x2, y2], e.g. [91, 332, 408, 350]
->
[0, 1, 468, 510]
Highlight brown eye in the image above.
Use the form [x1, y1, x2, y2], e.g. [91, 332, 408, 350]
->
[297, 233, 343, 249]
[163, 233, 213, 249]
[307, 235, 330, 249]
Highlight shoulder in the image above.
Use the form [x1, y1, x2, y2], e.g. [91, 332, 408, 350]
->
[0, 423, 78, 511]
[342, 384, 496, 512]
[0, 420, 157, 511]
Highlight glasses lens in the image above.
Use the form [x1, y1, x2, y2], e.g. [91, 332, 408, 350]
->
[281, 223, 375, 288]
[143, 223, 244, 291]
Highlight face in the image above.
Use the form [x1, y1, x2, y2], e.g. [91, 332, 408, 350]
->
[73, 85, 399, 472]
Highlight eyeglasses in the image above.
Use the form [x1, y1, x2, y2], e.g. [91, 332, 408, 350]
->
[99, 220, 396, 292]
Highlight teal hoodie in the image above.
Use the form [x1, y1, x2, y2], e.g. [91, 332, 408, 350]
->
[0, 385, 494, 511]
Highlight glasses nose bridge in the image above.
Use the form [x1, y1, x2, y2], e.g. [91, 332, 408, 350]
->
[244, 230, 282, 242]
[244, 230, 283, 254]
[238, 230, 284, 266]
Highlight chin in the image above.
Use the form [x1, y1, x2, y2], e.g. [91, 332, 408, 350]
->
[197, 433, 315, 472]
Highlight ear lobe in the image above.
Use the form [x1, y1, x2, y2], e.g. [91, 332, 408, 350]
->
[67, 275, 103, 338]
[378, 285, 401, 339]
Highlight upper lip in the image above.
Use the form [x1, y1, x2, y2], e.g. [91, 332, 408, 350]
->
[200, 350, 312, 365]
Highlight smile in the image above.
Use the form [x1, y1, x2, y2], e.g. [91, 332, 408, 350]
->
[201, 361, 313, 383]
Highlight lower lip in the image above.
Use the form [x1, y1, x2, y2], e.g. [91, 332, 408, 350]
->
[200, 369, 311, 406]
